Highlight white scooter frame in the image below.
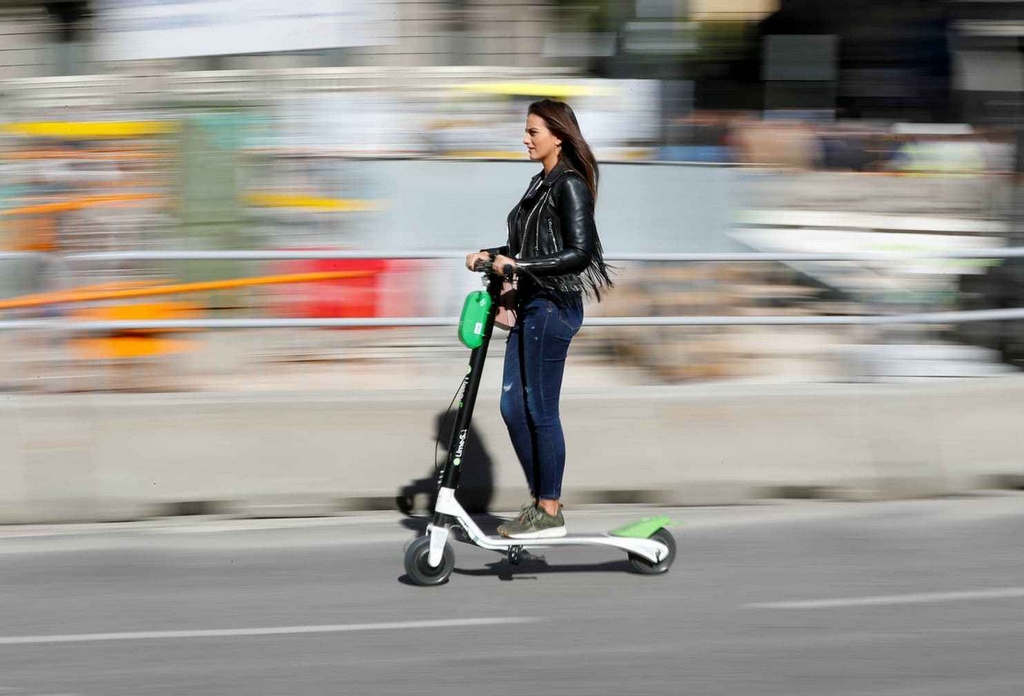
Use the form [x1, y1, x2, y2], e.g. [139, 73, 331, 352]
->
[403, 261, 676, 586]
[428, 488, 670, 564]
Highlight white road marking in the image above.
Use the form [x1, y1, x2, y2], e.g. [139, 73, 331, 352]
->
[0, 617, 537, 646]
[746, 587, 1024, 610]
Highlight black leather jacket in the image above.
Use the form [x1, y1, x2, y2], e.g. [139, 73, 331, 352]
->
[485, 159, 612, 300]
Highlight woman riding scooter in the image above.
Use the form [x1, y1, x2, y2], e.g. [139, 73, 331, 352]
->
[465, 99, 613, 540]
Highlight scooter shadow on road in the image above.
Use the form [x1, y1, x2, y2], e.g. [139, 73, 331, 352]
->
[452, 555, 632, 581]
[398, 553, 632, 585]
[395, 409, 497, 525]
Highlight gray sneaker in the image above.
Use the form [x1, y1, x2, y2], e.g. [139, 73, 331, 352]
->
[498, 504, 566, 539]
[496, 502, 535, 538]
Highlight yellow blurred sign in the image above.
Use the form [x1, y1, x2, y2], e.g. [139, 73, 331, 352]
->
[452, 82, 611, 99]
[2, 121, 176, 139]
[243, 193, 381, 212]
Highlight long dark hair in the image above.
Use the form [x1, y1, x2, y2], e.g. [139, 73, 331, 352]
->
[527, 98, 613, 300]
[528, 99, 599, 201]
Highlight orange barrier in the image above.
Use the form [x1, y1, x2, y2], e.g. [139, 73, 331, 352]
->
[0, 270, 375, 311]
[1, 270, 375, 361]
[1, 192, 161, 217]
[69, 301, 205, 359]
[6, 149, 169, 162]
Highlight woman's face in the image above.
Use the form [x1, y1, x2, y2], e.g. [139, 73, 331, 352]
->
[523, 113, 561, 163]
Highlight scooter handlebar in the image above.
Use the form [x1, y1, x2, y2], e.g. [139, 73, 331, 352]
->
[472, 258, 515, 280]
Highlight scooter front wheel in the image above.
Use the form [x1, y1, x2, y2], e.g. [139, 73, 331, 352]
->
[628, 528, 676, 576]
[404, 535, 455, 586]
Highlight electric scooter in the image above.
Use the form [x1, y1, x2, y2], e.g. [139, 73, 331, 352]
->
[403, 260, 676, 586]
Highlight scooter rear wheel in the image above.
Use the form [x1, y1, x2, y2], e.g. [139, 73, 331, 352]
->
[628, 528, 676, 575]
[404, 535, 455, 586]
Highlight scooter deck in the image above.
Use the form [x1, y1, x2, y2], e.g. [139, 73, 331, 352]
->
[457, 531, 670, 563]
[433, 489, 671, 563]
[475, 533, 620, 547]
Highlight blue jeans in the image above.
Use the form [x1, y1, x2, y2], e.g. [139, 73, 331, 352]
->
[499, 291, 583, 500]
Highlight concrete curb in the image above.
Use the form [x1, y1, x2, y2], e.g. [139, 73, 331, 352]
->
[0, 376, 1022, 523]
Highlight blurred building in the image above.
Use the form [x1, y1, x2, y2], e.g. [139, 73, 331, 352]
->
[952, 0, 1024, 126]
[0, 1, 776, 78]
[0, 0, 563, 79]
[2, 0, 1022, 132]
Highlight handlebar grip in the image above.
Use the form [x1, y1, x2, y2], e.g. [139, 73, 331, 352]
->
[472, 258, 516, 279]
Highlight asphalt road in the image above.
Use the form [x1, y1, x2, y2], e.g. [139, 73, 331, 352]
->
[0, 497, 1022, 696]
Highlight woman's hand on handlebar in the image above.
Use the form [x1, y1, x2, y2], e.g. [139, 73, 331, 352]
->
[466, 252, 516, 277]
[466, 251, 491, 271]
[492, 255, 517, 277]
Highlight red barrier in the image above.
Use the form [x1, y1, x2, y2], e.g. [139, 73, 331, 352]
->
[271, 249, 395, 319]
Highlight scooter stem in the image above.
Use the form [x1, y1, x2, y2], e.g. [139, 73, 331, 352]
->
[434, 271, 505, 523]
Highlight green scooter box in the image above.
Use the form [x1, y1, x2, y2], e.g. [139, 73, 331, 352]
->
[458, 290, 492, 349]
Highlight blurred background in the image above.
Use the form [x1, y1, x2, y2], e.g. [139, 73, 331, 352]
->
[2, 0, 1024, 392]
[3, 6, 1024, 692]
[0, 0, 1022, 521]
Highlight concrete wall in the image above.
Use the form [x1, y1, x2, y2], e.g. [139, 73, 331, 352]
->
[260, 159, 745, 316]
[354, 160, 744, 254]
[0, 11, 55, 80]
[1, 372, 1022, 523]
